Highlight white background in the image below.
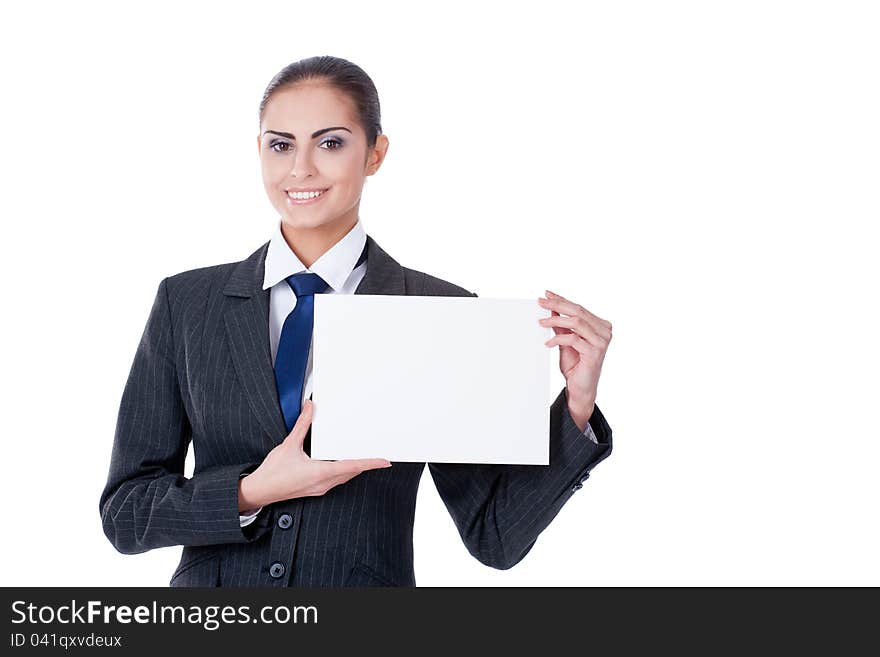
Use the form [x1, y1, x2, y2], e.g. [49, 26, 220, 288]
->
[1, 0, 877, 586]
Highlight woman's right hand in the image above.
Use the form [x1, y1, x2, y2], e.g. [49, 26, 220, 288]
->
[237, 399, 391, 510]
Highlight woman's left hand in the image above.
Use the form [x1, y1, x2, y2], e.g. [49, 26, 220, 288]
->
[538, 290, 612, 430]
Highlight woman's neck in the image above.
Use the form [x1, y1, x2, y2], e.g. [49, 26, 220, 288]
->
[280, 212, 358, 269]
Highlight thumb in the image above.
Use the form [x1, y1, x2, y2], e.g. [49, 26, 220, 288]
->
[284, 398, 314, 447]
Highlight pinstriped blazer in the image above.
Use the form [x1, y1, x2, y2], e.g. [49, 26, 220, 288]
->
[99, 233, 613, 587]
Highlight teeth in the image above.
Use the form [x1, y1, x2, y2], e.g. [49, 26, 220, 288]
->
[287, 189, 326, 200]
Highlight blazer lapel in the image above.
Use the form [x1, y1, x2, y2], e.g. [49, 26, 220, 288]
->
[222, 232, 407, 444]
[354, 234, 406, 296]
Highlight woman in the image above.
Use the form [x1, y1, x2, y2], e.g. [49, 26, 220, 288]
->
[99, 55, 614, 587]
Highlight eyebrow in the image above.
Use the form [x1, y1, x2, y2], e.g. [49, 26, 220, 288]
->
[262, 126, 352, 140]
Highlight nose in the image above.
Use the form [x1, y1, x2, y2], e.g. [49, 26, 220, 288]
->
[288, 148, 317, 179]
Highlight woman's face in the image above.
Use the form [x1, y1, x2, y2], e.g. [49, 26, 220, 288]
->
[257, 82, 387, 234]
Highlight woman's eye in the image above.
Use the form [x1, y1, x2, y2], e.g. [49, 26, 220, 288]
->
[270, 141, 290, 153]
[320, 137, 343, 150]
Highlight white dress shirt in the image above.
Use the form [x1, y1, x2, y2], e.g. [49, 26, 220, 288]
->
[240, 218, 597, 526]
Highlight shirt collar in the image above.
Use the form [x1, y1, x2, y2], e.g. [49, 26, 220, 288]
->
[262, 218, 367, 292]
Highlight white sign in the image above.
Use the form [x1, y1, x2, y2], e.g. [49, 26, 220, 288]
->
[311, 295, 554, 464]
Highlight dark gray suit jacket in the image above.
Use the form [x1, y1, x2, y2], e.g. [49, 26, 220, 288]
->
[99, 234, 613, 587]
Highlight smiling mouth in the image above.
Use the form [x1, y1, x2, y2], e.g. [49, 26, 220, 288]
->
[286, 188, 329, 204]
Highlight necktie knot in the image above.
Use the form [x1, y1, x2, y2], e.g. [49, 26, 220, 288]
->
[287, 272, 330, 297]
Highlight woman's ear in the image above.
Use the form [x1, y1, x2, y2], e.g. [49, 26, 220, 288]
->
[365, 134, 390, 176]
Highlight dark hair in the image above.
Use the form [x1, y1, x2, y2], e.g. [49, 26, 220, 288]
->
[258, 55, 383, 150]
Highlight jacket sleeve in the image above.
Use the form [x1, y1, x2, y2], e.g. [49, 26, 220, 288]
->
[428, 291, 612, 570]
[99, 277, 273, 554]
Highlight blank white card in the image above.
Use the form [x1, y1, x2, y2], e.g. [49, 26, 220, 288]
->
[311, 295, 555, 464]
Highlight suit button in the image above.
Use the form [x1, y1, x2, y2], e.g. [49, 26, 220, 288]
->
[277, 513, 293, 530]
[571, 482, 584, 492]
[269, 562, 285, 579]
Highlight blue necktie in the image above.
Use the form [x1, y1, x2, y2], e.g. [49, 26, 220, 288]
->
[274, 272, 330, 433]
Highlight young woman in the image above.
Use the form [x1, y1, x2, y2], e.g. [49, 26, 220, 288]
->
[99, 55, 614, 587]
